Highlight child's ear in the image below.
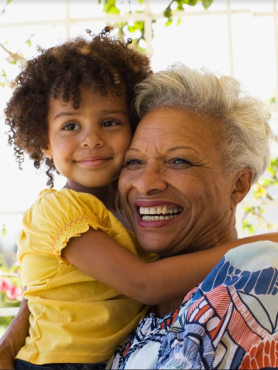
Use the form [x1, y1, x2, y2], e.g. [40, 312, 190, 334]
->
[230, 169, 253, 210]
[41, 145, 53, 159]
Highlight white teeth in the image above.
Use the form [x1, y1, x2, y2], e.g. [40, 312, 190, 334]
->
[139, 205, 183, 217]
[142, 214, 179, 221]
[162, 205, 168, 215]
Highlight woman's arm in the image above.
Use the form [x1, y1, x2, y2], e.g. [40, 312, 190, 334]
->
[0, 298, 30, 370]
[62, 228, 278, 305]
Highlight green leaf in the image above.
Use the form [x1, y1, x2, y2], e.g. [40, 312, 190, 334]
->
[137, 0, 144, 4]
[187, 0, 198, 6]
[134, 21, 144, 31]
[242, 221, 254, 234]
[2, 224, 6, 237]
[202, 0, 213, 9]
[27, 39, 31, 47]
[103, 0, 120, 15]
[165, 19, 173, 27]
[128, 25, 136, 33]
[177, 18, 182, 26]
[164, 6, 172, 19]
[1, 70, 6, 77]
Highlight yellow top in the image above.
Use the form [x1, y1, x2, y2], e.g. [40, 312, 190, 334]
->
[16, 188, 153, 364]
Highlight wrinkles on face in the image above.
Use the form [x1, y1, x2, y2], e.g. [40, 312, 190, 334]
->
[119, 107, 239, 257]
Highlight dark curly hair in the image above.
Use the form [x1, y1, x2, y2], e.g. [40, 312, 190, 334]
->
[5, 27, 152, 187]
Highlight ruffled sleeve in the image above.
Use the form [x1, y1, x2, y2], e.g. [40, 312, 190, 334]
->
[18, 188, 113, 265]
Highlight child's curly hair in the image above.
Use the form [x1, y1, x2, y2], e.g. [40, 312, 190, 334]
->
[5, 27, 152, 187]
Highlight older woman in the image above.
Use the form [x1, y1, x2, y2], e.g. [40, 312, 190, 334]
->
[1, 64, 277, 370]
[108, 64, 278, 369]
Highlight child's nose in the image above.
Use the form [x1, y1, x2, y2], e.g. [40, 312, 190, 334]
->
[81, 129, 104, 148]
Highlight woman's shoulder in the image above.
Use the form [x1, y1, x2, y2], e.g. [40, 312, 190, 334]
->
[153, 240, 278, 369]
[225, 239, 278, 271]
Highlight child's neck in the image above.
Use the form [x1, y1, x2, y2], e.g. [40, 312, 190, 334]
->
[63, 180, 134, 232]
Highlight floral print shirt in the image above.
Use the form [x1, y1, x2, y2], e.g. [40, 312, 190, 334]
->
[109, 240, 278, 369]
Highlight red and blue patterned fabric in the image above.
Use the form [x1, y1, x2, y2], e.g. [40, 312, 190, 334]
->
[109, 241, 278, 369]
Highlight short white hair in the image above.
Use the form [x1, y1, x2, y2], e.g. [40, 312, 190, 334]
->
[133, 63, 273, 184]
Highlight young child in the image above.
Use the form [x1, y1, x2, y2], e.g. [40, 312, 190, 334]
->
[4, 28, 257, 369]
[5, 27, 155, 369]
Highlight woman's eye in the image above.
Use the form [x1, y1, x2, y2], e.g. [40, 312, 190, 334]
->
[102, 120, 119, 127]
[169, 158, 192, 167]
[62, 122, 80, 131]
[173, 158, 186, 164]
[124, 159, 142, 168]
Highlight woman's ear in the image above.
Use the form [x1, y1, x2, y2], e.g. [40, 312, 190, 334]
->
[230, 169, 253, 210]
[41, 145, 53, 159]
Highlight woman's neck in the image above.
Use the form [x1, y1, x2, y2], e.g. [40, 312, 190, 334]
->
[63, 180, 134, 231]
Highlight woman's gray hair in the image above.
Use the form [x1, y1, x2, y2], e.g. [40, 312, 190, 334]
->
[133, 63, 273, 184]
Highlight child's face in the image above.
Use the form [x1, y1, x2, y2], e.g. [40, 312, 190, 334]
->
[43, 85, 132, 190]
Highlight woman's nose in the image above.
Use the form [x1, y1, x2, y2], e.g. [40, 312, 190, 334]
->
[81, 128, 104, 148]
[132, 164, 167, 196]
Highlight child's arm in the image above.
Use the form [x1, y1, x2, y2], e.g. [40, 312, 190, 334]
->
[62, 229, 278, 305]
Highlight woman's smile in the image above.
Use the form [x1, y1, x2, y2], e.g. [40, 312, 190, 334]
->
[136, 202, 183, 225]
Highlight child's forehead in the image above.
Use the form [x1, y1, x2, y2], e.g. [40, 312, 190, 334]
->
[48, 85, 129, 117]
[56, 84, 126, 101]
[49, 83, 127, 108]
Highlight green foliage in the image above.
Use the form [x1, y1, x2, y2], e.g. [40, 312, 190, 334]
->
[164, 0, 213, 27]
[0, 317, 14, 337]
[102, 0, 120, 15]
[243, 158, 278, 234]
[97, 0, 213, 52]
[0, 0, 12, 16]
[0, 1, 34, 87]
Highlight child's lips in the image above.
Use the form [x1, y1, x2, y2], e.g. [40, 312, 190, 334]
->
[76, 156, 111, 168]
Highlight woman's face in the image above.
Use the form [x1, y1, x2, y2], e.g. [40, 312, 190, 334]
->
[119, 107, 251, 258]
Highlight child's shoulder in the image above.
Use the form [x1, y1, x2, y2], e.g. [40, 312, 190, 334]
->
[36, 188, 102, 205]
[29, 188, 108, 220]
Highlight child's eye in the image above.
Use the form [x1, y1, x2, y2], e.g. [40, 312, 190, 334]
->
[102, 120, 119, 128]
[62, 122, 80, 131]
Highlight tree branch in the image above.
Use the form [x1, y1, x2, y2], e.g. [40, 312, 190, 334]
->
[0, 42, 25, 63]
[0, 0, 12, 17]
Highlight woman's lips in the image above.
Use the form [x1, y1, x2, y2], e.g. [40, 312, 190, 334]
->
[134, 201, 183, 228]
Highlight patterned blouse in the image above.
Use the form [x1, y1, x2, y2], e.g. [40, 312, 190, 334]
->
[109, 240, 278, 369]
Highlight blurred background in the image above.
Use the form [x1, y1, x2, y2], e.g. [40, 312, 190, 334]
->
[1, 0, 278, 333]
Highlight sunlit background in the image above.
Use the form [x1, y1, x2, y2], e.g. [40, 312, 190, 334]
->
[1, 0, 278, 327]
